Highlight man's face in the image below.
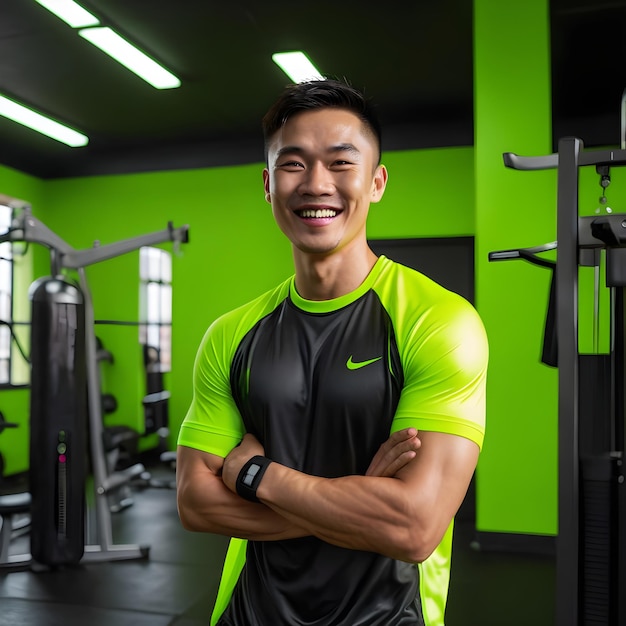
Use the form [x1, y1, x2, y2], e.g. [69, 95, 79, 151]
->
[263, 108, 387, 257]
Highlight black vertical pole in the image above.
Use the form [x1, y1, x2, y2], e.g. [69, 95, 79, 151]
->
[616, 96, 626, 622]
[555, 137, 581, 626]
[615, 288, 626, 624]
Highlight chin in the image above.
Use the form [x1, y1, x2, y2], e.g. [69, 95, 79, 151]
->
[295, 241, 341, 255]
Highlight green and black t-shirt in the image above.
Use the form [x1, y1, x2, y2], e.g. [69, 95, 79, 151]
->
[178, 255, 488, 626]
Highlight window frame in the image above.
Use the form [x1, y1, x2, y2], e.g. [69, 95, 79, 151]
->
[139, 246, 172, 373]
[0, 204, 14, 386]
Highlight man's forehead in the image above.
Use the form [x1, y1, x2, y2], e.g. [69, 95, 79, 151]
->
[267, 109, 375, 154]
[280, 108, 361, 131]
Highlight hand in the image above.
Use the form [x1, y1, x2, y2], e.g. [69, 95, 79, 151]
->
[365, 428, 421, 478]
[222, 433, 266, 493]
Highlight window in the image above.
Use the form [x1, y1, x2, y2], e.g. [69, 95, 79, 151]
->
[0, 204, 13, 384]
[139, 247, 172, 372]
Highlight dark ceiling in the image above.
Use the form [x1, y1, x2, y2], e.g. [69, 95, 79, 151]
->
[0, 0, 624, 179]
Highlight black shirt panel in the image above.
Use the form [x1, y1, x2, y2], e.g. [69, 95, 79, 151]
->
[224, 290, 422, 625]
[220, 539, 423, 626]
[230, 291, 404, 475]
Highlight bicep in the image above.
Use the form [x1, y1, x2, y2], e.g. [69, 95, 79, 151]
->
[397, 431, 479, 548]
[177, 444, 224, 486]
[176, 445, 226, 524]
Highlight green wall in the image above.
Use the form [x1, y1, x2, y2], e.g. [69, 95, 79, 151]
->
[475, 0, 558, 536]
[368, 148, 475, 238]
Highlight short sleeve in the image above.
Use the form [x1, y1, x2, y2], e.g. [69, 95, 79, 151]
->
[177, 317, 245, 458]
[391, 293, 488, 449]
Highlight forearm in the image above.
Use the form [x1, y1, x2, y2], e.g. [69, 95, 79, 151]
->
[255, 462, 431, 562]
[178, 484, 298, 541]
[176, 446, 308, 541]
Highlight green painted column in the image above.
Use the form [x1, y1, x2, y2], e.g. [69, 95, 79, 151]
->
[474, 0, 558, 537]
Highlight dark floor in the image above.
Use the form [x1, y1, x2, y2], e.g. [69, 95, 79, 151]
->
[0, 462, 555, 626]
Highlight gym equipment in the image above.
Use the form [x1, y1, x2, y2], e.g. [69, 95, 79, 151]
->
[489, 139, 626, 625]
[0, 194, 189, 568]
[97, 336, 175, 506]
[0, 411, 31, 568]
[96, 336, 148, 513]
[29, 275, 86, 565]
[142, 342, 177, 472]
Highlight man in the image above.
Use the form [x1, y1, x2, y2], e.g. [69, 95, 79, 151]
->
[176, 78, 488, 625]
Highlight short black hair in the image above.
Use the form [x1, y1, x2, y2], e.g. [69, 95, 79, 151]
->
[262, 78, 382, 164]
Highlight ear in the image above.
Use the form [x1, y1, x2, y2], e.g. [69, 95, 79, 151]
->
[370, 165, 388, 204]
[262, 169, 271, 204]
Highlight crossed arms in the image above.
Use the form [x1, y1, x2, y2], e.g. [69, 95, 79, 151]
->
[176, 428, 478, 563]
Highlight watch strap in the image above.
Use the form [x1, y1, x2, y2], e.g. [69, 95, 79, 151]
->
[235, 455, 272, 502]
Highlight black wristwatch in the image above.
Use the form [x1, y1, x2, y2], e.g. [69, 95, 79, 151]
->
[236, 455, 272, 502]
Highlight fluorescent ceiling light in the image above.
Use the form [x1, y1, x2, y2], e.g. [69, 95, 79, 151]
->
[33, 0, 99, 28]
[78, 27, 181, 90]
[272, 51, 324, 83]
[0, 94, 88, 147]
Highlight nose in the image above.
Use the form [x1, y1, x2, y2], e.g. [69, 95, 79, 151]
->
[298, 162, 334, 196]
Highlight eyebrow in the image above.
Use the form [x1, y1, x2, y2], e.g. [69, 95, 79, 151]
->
[274, 143, 361, 160]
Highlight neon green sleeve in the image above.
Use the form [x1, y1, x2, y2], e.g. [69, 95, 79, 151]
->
[391, 288, 488, 450]
[177, 315, 245, 457]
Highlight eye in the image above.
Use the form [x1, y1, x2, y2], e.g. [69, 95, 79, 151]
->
[277, 160, 304, 170]
[332, 159, 353, 168]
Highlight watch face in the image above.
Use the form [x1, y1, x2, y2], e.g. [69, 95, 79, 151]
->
[243, 463, 261, 487]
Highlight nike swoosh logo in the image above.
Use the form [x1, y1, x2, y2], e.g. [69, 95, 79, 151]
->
[346, 355, 383, 370]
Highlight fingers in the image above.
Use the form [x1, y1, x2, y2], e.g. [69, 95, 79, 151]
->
[373, 449, 417, 478]
[389, 428, 418, 445]
[365, 428, 421, 477]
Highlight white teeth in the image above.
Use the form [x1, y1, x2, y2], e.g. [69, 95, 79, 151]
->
[299, 209, 337, 218]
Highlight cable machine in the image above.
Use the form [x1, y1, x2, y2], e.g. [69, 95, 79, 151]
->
[0, 195, 189, 568]
[489, 138, 626, 625]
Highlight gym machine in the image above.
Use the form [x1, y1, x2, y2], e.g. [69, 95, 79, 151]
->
[0, 194, 189, 569]
[0, 412, 31, 564]
[489, 138, 626, 625]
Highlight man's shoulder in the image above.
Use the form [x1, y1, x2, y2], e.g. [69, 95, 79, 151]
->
[375, 256, 471, 310]
[374, 257, 486, 346]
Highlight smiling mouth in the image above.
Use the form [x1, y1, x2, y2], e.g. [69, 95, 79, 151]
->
[297, 208, 339, 218]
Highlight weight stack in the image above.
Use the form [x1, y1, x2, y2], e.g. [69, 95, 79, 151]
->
[580, 455, 619, 625]
[28, 276, 87, 566]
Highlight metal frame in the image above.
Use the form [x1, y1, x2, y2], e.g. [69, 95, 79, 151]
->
[500, 139, 626, 625]
[0, 200, 189, 566]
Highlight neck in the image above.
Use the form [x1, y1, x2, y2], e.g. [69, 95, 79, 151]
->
[293, 245, 378, 301]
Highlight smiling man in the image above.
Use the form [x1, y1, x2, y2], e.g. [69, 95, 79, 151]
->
[176, 78, 488, 626]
